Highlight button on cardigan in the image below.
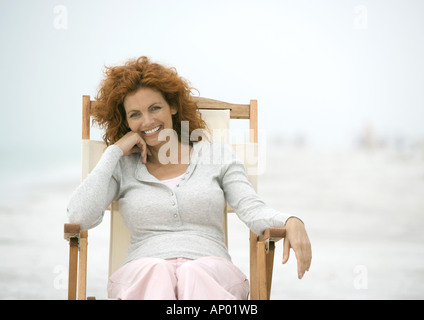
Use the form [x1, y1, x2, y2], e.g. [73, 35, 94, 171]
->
[67, 141, 291, 264]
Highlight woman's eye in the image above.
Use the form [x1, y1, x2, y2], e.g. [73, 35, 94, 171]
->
[151, 106, 161, 111]
[129, 112, 140, 118]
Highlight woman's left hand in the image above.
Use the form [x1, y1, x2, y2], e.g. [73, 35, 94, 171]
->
[282, 217, 312, 279]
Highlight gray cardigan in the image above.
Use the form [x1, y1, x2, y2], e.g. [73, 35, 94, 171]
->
[67, 141, 291, 263]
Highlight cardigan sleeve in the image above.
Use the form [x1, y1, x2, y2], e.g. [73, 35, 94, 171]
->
[220, 143, 293, 235]
[66, 145, 123, 230]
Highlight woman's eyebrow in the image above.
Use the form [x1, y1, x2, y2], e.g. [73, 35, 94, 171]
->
[126, 102, 161, 114]
[147, 102, 162, 108]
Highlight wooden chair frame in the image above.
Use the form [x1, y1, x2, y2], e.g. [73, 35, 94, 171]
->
[64, 95, 285, 300]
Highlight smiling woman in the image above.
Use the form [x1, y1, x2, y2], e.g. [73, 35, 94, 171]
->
[92, 56, 207, 146]
[67, 56, 311, 300]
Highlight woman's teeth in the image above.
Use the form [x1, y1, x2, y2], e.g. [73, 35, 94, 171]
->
[143, 126, 161, 134]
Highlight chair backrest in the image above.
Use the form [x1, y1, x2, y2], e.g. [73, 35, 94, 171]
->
[81, 96, 258, 277]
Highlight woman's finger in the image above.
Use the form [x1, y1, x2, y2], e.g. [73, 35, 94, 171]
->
[306, 242, 312, 271]
[137, 142, 147, 163]
[298, 241, 312, 278]
[282, 237, 291, 264]
[293, 247, 305, 279]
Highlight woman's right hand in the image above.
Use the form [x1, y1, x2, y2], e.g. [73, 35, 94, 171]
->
[114, 131, 151, 163]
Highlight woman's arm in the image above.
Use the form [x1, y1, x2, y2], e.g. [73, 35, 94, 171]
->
[67, 145, 123, 230]
[220, 144, 289, 235]
[220, 143, 311, 279]
[67, 131, 150, 230]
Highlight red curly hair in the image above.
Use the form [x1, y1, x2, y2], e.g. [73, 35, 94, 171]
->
[92, 56, 207, 145]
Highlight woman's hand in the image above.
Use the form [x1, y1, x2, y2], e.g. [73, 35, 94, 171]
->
[282, 217, 312, 279]
[114, 131, 151, 163]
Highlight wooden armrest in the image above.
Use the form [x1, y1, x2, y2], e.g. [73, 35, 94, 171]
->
[64, 223, 81, 241]
[258, 227, 286, 242]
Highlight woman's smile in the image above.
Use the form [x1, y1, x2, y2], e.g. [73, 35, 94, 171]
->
[142, 125, 162, 136]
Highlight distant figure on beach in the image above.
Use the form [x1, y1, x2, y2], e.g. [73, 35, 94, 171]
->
[67, 56, 312, 299]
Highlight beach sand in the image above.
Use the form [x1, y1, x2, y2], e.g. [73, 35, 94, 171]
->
[1, 144, 423, 299]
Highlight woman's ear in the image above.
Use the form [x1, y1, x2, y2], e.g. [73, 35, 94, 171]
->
[171, 106, 178, 116]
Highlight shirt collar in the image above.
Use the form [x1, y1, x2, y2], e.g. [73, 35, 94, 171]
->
[134, 141, 204, 183]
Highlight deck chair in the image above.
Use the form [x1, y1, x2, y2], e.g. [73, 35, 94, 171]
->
[64, 95, 286, 300]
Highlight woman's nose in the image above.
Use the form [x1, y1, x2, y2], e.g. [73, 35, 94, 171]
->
[141, 114, 155, 129]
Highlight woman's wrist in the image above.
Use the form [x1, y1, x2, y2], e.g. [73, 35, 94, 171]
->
[285, 216, 305, 226]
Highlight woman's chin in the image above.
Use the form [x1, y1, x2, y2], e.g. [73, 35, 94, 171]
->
[145, 138, 167, 149]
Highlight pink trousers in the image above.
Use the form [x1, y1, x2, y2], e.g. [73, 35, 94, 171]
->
[107, 256, 249, 300]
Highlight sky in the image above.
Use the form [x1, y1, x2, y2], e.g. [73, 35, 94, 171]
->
[1, 0, 424, 175]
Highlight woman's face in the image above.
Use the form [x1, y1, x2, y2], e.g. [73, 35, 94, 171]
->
[123, 87, 177, 148]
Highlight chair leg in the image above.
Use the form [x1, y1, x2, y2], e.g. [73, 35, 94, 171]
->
[77, 230, 88, 300]
[249, 231, 259, 300]
[256, 241, 268, 300]
[256, 240, 276, 300]
[68, 237, 79, 300]
[266, 241, 275, 299]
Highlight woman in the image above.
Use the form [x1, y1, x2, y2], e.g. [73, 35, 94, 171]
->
[67, 56, 312, 300]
